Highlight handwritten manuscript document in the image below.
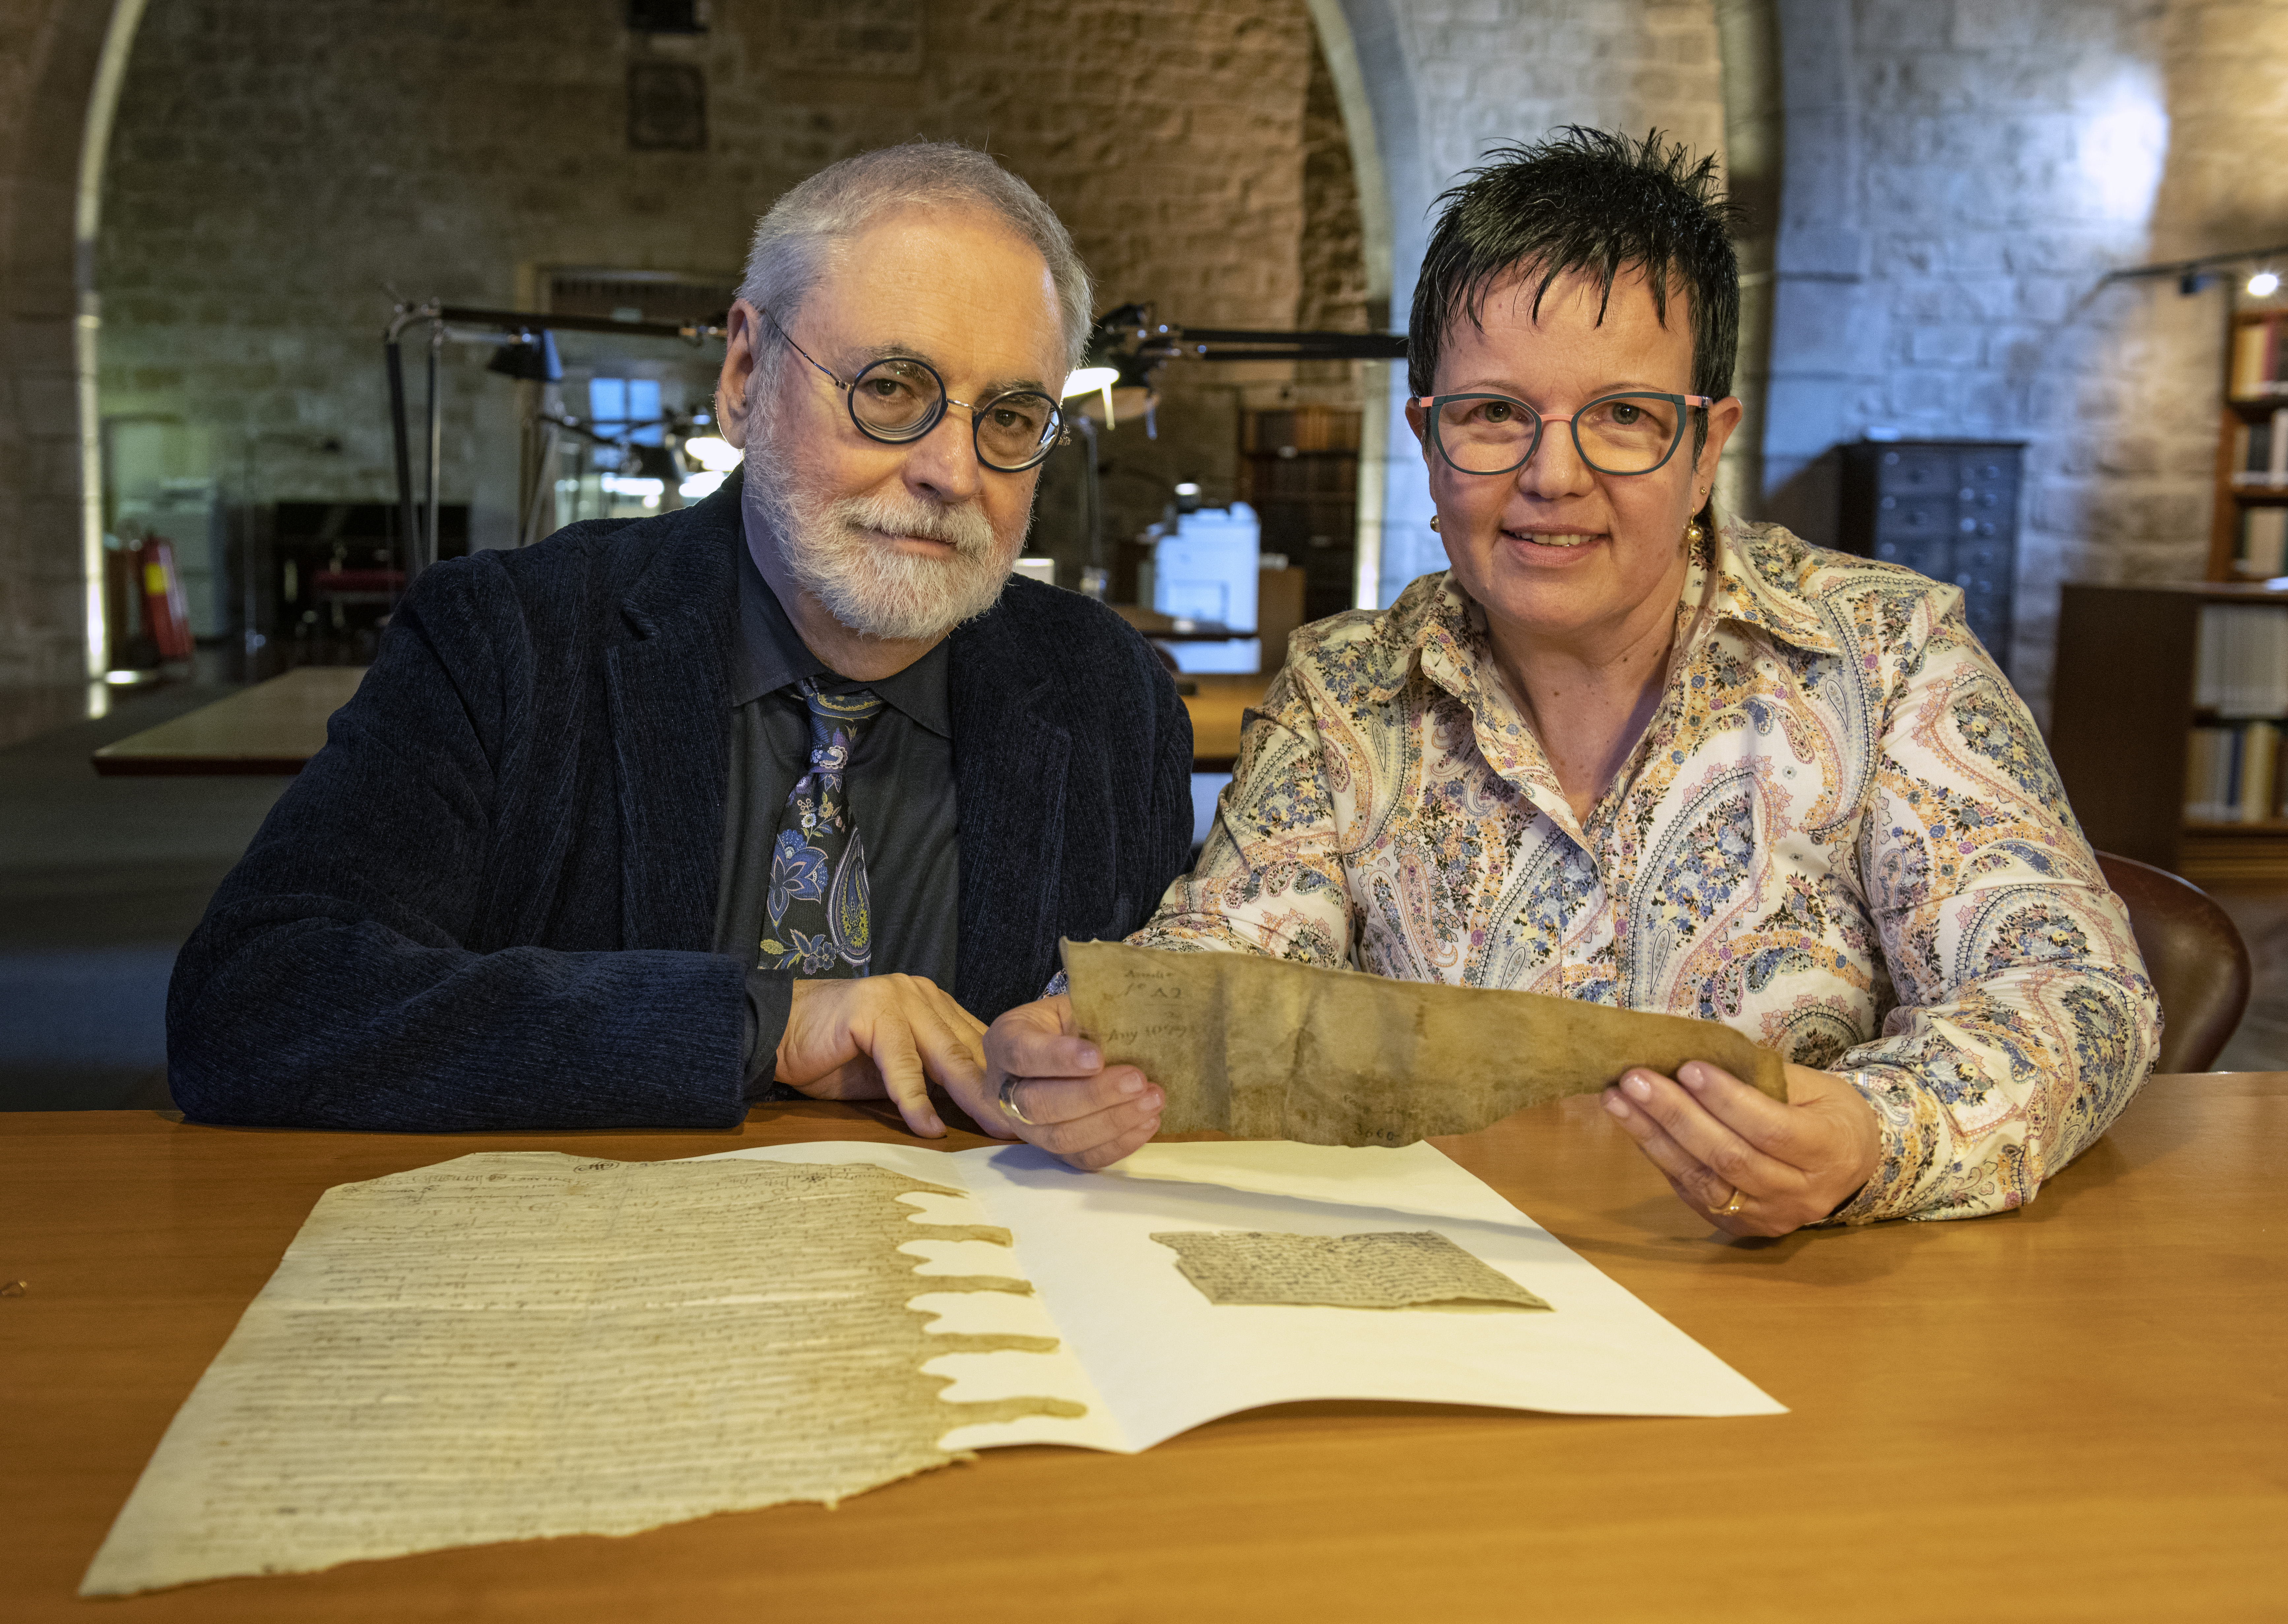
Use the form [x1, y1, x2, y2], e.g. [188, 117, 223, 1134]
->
[1062, 938, 1789, 1143]
[81, 1154, 1075, 1596]
[85, 1139, 1783, 1596]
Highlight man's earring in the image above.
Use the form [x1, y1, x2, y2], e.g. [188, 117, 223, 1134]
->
[1429, 514, 1442, 533]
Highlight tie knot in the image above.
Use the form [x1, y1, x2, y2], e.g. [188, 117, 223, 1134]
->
[796, 678, 883, 764]
[798, 678, 883, 724]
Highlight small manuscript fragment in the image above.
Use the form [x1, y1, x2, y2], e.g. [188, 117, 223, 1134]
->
[1151, 1230, 1550, 1311]
[1063, 938, 1788, 1145]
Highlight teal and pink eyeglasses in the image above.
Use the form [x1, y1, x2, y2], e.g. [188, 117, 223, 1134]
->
[1416, 390, 1713, 476]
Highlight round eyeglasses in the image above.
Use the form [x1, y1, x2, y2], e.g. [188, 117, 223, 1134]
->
[766, 313, 1066, 473]
[1416, 390, 1713, 477]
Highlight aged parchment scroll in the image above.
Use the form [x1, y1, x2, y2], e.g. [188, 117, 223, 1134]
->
[1063, 938, 1789, 1144]
[81, 1154, 1078, 1596]
[1151, 1230, 1552, 1311]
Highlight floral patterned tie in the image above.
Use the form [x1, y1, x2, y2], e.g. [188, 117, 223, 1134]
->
[759, 680, 884, 976]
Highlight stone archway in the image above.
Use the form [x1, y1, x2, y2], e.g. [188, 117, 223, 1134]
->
[1303, 0, 1744, 607]
[0, 0, 146, 688]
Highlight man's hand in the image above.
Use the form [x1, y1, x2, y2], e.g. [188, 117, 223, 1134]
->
[775, 975, 989, 1139]
[1600, 1061, 1883, 1237]
[978, 994, 1165, 1170]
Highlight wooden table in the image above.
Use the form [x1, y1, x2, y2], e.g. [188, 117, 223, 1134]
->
[3, 1077, 2279, 1621]
[1182, 673, 1270, 772]
[83, 666, 1267, 775]
[89, 667, 367, 776]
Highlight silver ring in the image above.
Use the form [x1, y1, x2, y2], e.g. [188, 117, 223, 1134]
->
[997, 1075, 1037, 1127]
[1716, 1186, 1747, 1216]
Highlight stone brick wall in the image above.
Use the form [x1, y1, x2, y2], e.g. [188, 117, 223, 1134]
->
[1761, 0, 2288, 720]
[1298, 41, 1369, 337]
[88, 0, 1341, 589]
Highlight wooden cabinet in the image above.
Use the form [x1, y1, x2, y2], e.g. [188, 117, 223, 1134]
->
[1241, 407, 1360, 624]
[1837, 439, 2023, 675]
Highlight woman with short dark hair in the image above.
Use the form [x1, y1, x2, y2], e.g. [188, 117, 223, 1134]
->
[988, 128, 2158, 1236]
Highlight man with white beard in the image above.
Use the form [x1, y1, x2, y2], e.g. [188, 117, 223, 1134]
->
[167, 145, 1192, 1160]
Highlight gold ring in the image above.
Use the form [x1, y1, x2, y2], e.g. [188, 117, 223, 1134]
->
[1716, 1186, 1747, 1216]
[997, 1075, 1036, 1127]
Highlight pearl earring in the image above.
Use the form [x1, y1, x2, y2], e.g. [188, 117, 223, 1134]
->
[1429, 515, 1441, 533]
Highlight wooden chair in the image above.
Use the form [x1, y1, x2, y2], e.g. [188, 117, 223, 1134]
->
[2095, 851, 2252, 1073]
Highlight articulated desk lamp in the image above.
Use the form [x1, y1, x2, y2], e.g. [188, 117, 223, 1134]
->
[382, 298, 726, 592]
[1056, 304, 1408, 597]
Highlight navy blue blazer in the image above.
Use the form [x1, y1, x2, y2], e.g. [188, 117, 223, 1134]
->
[166, 480, 1195, 1130]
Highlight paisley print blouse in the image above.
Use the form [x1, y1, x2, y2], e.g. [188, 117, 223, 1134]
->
[1129, 522, 2159, 1224]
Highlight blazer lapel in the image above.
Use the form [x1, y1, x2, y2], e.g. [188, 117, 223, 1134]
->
[605, 513, 736, 950]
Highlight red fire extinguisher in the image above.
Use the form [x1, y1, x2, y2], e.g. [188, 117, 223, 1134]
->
[138, 537, 194, 662]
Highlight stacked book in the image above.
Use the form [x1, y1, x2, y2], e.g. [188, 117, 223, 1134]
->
[2240, 507, 2288, 578]
[2189, 604, 2288, 822]
[2232, 409, 2288, 489]
[2187, 720, 2282, 823]
[2232, 318, 2288, 399]
[2195, 604, 2288, 714]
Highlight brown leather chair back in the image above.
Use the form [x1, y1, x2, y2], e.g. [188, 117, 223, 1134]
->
[2095, 851, 2251, 1074]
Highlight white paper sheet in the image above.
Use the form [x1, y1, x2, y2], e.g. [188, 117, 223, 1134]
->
[706, 1138, 1785, 1452]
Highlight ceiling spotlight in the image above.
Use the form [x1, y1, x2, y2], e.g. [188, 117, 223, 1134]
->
[2250, 269, 2282, 298]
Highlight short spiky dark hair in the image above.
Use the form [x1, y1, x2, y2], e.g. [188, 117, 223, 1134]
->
[1407, 128, 1741, 416]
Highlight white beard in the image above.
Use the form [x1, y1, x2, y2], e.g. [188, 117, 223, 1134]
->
[743, 422, 1023, 644]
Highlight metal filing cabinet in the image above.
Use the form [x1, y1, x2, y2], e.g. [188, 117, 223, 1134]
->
[1837, 439, 2024, 673]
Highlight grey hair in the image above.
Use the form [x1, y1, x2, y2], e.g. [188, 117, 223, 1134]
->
[738, 141, 1093, 382]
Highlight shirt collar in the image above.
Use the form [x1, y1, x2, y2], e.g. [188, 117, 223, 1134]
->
[1686, 520, 1842, 656]
[732, 535, 953, 738]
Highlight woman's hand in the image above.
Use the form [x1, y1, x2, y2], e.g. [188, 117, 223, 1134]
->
[1601, 1061, 1882, 1237]
[979, 994, 1166, 1169]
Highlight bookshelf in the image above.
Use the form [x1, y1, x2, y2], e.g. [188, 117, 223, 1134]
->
[2051, 580, 2288, 885]
[2211, 294, 2288, 580]
[2054, 289, 2288, 886]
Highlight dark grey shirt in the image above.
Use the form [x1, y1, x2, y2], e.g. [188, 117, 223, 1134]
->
[712, 541, 961, 1091]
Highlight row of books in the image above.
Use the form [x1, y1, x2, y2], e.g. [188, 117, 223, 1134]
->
[2231, 409, 2288, 487]
[2194, 604, 2288, 716]
[2233, 506, 2288, 578]
[2231, 317, 2288, 400]
[2187, 720, 2284, 823]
